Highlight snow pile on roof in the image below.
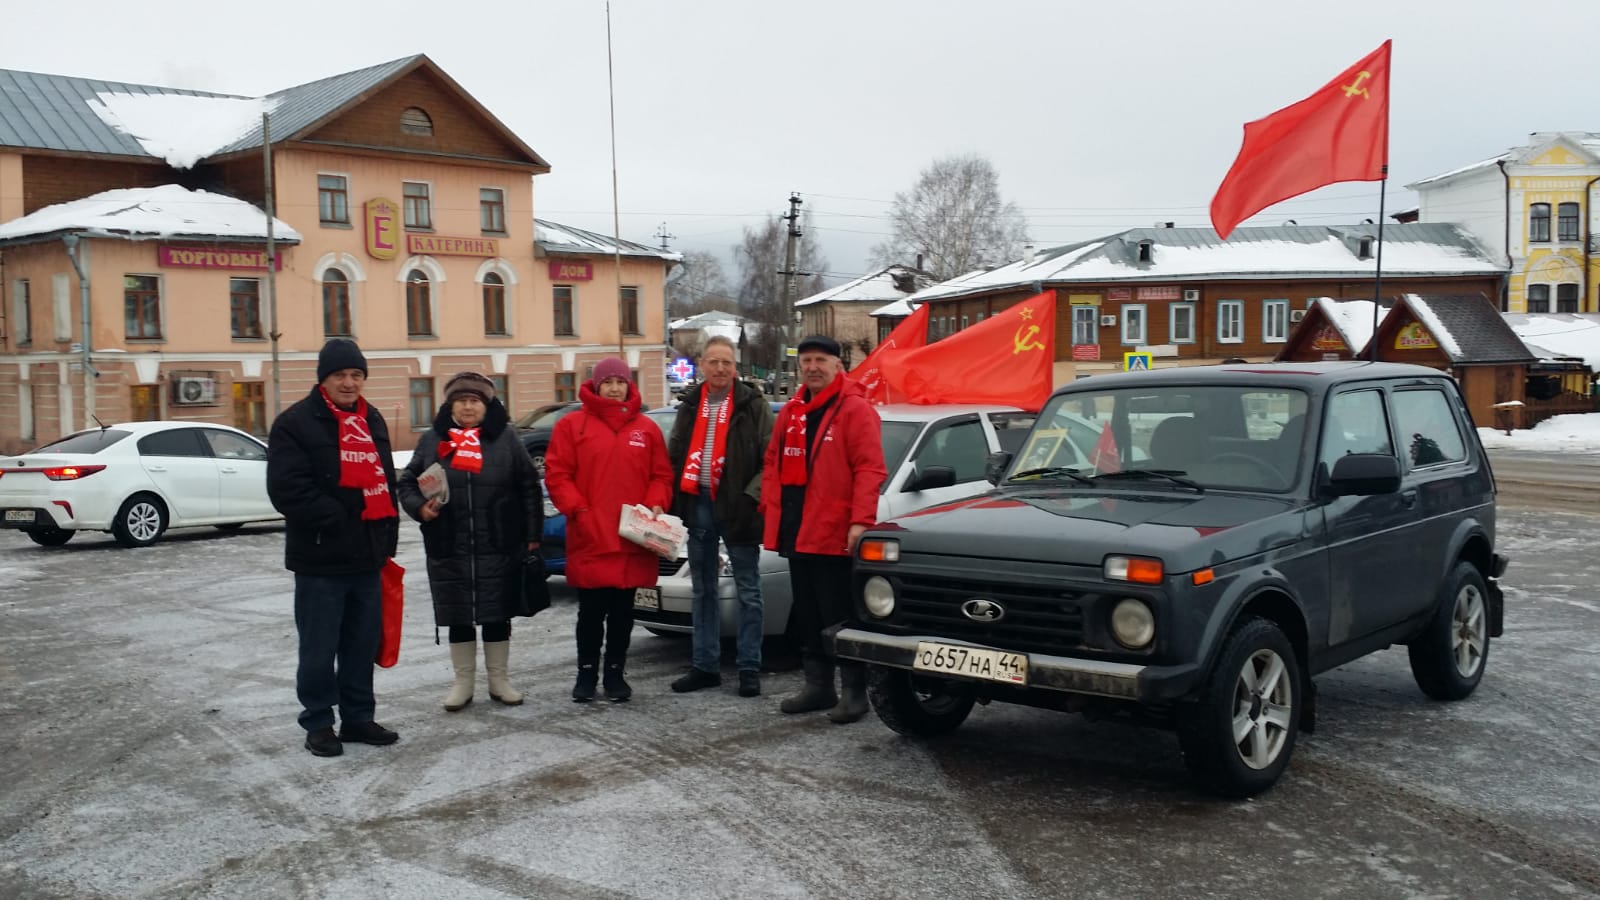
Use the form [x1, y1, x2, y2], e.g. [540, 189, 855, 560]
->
[0, 185, 301, 242]
[908, 243, 1105, 303]
[1478, 412, 1600, 451]
[871, 297, 918, 317]
[1506, 313, 1600, 371]
[797, 266, 923, 307]
[88, 93, 274, 169]
[1067, 237, 1499, 280]
[1409, 152, 1510, 187]
[1313, 297, 1389, 351]
[534, 219, 682, 261]
[1404, 295, 1464, 359]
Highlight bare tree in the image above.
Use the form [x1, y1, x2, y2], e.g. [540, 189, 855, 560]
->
[666, 250, 737, 318]
[734, 214, 827, 370]
[870, 154, 1029, 280]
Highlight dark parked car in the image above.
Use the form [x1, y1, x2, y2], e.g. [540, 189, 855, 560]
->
[837, 361, 1507, 797]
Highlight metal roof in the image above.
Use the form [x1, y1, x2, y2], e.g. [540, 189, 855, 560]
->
[212, 56, 422, 157]
[535, 219, 682, 261]
[2, 55, 548, 170]
[0, 67, 241, 157]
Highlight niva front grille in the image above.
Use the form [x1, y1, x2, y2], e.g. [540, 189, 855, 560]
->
[895, 575, 1086, 655]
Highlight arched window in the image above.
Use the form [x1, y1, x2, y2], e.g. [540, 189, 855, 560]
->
[1530, 203, 1551, 242]
[1527, 284, 1550, 313]
[400, 107, 433, 136]
[406, 270, 433, 336]
[322, 269, 351, 336]
[482, 272, 507, 336]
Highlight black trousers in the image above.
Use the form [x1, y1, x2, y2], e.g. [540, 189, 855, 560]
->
[293, 571, 382, 733]
[448, 621, 510, 644]
[787, 553, 853, 658]
[576, 587, 635, 665]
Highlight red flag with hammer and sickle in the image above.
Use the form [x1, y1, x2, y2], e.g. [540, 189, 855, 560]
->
[850, 303, 931, 405]
[876, 290, 1055, 411]
[1211, 40, 1391, 240]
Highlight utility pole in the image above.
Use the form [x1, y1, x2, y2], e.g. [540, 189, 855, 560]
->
[654, 222, 675, 252]
[777, 192, 803, 397]
[263, 111, 281, 426]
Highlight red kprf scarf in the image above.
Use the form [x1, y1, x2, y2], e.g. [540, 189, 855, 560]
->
[679, 389, 731, 496]
[776, 376, 844, 486]
[440, 427, 484, 473]
[320, 388, 397, 520]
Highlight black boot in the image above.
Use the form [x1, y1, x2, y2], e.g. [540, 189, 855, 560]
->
[780, 655, 837, 714]
[603, 662, 632, 702]
[572, 659, 599, 703]
[828, 661, 869, 724]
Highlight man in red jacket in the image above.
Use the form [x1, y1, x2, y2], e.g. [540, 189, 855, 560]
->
[762, 335, 887, 723]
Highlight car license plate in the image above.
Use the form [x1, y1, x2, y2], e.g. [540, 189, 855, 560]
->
[4, 510, 35, 523]
[913, 641, 1027, 685]
[633, 587, 660, 611]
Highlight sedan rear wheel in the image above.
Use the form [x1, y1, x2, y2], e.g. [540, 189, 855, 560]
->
[112, 494, 167, 548]
[27, 527, 74, 547]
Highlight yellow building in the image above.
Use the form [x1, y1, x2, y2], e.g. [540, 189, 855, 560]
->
[1407, 132, 1600, 313]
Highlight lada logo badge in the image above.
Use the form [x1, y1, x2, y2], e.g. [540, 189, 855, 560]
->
[961, 598, 1005, 623]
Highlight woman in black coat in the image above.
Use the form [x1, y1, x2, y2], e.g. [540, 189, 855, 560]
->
[397, 372, 542, 711]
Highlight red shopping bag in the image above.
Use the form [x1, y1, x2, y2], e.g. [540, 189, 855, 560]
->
[377, 559, 405, 668]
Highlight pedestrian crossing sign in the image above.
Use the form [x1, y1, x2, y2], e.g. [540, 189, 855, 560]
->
[1123, 352, 1153, 372]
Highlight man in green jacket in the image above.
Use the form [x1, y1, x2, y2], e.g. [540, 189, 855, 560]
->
[666, 335, 776, 697]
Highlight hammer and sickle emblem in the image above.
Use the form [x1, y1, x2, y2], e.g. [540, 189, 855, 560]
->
[1341, 71, 1371, 99]
[1013, 324, 1046, 355]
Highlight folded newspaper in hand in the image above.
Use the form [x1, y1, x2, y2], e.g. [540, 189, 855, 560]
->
[617, 503, 687, 559]
[417, 462, 450, 505]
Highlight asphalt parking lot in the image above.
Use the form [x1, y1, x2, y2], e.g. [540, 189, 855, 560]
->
[1, 490, 1597, 898]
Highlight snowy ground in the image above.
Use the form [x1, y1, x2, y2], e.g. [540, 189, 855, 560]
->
[1, 495, 1597, 896]
[1477, 412, 1600, 453]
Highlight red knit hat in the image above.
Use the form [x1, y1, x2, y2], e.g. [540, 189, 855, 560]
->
[590, 358, 633, 389]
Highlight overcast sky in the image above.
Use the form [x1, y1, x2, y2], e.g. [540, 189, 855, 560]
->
[5, 0, 1597, 288]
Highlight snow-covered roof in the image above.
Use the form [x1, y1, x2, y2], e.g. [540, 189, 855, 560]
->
[0, 185, 301, 245]
[871, 297, 918, 318]
[88, 93, 275, 169]
[535, 219, 683, 261]
[906, 224, 1502, 304]
[1504, 313, 1600, 371]
[1312, 297, 1390, 352]
[1387, 294, 1533, 365]
[671, 310, 743, 330]
[1408, 132, 1600, 188]
[1402, 296, 1465, 360]
[795, 264, 928, 308]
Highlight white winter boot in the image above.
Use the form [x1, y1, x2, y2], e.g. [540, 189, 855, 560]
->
[444, 642, 476, 712]
[483, 640, 523, 706]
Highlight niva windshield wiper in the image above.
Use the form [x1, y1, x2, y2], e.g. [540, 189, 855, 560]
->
[1008, 466, 1095, 484]
[1091, 469, 1204, 491]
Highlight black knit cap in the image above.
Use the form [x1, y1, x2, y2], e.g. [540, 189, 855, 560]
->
[317, 338, 368, 381]
[796, 334, 842, 357]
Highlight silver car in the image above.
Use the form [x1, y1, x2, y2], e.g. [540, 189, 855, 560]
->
[633, 404, 1038, 642]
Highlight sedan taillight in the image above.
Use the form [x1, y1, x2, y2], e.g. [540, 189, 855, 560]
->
[43, 465, 106, 481]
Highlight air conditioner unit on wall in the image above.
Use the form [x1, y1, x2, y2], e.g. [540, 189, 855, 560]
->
[1100, 315, 1118, 326]
[1289, 309, 1307, 323]
[173, 376, 216, 406]
[1182, 289, 1200, 302]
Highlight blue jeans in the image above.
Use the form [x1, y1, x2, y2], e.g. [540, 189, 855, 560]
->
[687, 493, 763, 673]
[294, 570, 382, 732]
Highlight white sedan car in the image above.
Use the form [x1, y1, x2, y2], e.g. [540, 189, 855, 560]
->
[0, 421, 281, 548]
[633, 404, 1039, 642]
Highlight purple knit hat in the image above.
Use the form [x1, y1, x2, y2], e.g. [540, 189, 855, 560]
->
[590, 358, 633, 389]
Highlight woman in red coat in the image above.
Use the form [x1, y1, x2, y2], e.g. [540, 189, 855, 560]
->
[544, 358, 673, 702]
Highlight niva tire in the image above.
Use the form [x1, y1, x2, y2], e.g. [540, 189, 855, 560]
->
[112, 495, 167, 548]
[1178, 617, 1302, 798]
[866, 666, 975, 737]
[1408, 561, 1490, 701]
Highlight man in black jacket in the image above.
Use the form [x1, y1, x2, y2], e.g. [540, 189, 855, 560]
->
[666, 336, 776, 697]
[267, 339, 401, 757]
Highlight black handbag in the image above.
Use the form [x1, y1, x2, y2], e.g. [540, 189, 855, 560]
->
[515, 554, 551, 617]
